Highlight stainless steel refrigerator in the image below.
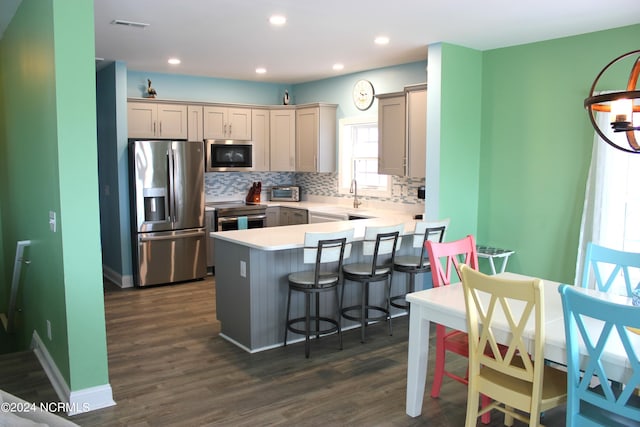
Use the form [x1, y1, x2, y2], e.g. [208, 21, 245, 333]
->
[129, 139, 206, 286]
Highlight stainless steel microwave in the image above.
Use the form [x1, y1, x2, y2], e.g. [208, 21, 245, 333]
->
[205, 140, 253, 172]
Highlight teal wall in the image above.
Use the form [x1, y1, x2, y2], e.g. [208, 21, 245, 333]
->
[127, 70, 289, 105]
[435, 44, 483, 242]
[477, 24, 640, 283]
[0, 0, 109, 391]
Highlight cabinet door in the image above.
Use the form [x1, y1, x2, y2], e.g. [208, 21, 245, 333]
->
[128, 102, 157, 138]
[187, 105, 204, 142]
[203, 106, 227, 139]
[377, 95, 406, 176]
[406, 88, 426, 178]
[157, 104, 188, 139]
[290, 209, 308, 224]
[270, 109, 296, 171]
[252, 109, 270, 171]
[265, 207, 280, 227]
[227, 108, 252, 140]
[296, 107, 318, 172]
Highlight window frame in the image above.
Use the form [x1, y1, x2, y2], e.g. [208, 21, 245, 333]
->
[337, 116, 392, 197]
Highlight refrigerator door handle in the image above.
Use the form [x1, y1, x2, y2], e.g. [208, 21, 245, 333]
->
[171, 146, 178, 224]
[139, 230, 206, 242]
[166, 148, 175, 224]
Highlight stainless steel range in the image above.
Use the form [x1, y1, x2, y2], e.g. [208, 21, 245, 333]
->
[206, 201, 267, 270]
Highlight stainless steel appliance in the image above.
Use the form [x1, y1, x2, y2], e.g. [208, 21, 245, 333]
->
[205, 139, 254, 172]
[270, 185, 300, 202]
[206, 201, 267, 269]
[129, 139, 206, 286]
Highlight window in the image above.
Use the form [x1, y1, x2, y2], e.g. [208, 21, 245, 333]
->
[338, 116, 391, 197]
[577, 106, 640, 294]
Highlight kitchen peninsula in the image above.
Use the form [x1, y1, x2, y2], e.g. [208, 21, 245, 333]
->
[213, 214, 423, 352]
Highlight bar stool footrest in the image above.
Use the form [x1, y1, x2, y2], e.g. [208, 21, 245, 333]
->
[390, 295, 409, 310]
[286, 316, 340, 337]
[341, 304, 389, 323]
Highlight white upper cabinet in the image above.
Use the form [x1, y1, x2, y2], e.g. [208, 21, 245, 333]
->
[295, 104, 338, 173]
[187, 105, 204, 142]
[128, 102, 188, 139]
[376, 84, 427, 177]
[270, 109, 296, 171]
[203, 106, 252, 140]
[251, 109, 270, 172]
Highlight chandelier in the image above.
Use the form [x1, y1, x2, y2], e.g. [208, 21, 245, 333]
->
[584, 50, 640, 153]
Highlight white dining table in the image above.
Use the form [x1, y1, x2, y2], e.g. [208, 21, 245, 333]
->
[405, 272, 638, 417]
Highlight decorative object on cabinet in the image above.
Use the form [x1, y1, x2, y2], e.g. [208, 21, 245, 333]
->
[584, 49, 640, 153]
[146, 79, 157, 98]
[283, 90, 290, 105]
[352, 79, 375, 111]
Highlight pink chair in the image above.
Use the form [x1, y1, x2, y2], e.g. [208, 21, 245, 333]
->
[425, 234, 492, 424]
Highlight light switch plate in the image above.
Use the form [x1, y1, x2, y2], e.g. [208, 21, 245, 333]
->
[49, 211, 57, 233]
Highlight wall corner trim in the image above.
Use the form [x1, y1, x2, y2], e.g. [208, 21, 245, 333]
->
[31, 331, 116, 415]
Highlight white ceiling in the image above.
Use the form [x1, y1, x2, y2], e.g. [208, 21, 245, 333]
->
[3, 1, 640, 84]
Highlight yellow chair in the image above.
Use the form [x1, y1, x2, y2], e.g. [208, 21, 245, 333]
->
[459, 265, 567, 426]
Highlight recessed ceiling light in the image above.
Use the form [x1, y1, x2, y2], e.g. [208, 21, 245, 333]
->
[110, 19, 149, 29]
[374, 36, 390, 45]
[256, 67, 267, 74]
[269, 15, 287, 26]
[168, 58, 181, 65]
[333, 63, 344, 71]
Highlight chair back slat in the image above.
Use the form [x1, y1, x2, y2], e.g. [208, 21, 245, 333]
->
[582, 242, 640, 297]
[559, 284, 640, 425]
[413, 219, 449, 267]
[303, 229, 354, 264]
[362, 224, 404, 256]
[461, 265, 544, 388]
[426, 234, 478, 287]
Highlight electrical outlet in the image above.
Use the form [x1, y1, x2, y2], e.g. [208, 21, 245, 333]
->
[240, 261, 246, 278]
[46, 320, 52, 340]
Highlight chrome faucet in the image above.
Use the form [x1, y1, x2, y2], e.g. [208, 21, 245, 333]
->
[350, 178, 362, 208]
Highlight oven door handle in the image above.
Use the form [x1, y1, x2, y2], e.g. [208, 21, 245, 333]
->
[218, 214, 266, 223]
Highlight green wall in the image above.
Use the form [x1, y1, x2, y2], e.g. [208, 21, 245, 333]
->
[435, 43, 483, 241]
[477, 24, 640, 283]
[0, 0, 109, 392]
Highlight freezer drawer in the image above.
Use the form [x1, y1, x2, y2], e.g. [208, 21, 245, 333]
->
[135, 228, 207, 286]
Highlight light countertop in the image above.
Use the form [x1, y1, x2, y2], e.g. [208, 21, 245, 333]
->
[212, 212, 420, 251]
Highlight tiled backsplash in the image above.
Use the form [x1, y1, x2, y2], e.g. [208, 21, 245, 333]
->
[205, 171, 424, 207]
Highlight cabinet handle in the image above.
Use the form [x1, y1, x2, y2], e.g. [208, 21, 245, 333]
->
[159, 122, 163, 136]
[153, 122, 156, 135]
[229, 123, 232, 136]
[224, 123, 227, 136]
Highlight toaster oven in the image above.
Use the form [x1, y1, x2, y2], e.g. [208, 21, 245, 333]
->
[270, 186, 300, 202]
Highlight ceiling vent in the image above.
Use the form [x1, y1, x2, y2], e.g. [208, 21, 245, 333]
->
[110, 20, 149, 29]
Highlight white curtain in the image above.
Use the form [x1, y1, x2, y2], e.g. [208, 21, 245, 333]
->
[575, 106, 640, 288]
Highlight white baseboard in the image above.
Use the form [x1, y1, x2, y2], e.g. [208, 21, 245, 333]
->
[31, 331, 116, 415]
[102, 264, 134, 288]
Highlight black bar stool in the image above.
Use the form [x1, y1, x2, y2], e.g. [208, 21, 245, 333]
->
[391, 219, 449, 312]
[341, 224, 403, 343]
[284, 228, 354, 358]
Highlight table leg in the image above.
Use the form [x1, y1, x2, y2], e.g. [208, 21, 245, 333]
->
[498, 254, 511, 274]
[488, 257, 497, 275]
[406, 305, 431, 417]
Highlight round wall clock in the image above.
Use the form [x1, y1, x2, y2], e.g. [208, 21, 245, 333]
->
[352, 79, 375, 110]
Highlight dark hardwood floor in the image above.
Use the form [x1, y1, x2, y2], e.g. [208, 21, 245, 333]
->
[0, 275, 567, 426]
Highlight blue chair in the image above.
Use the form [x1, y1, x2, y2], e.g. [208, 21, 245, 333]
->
[581, 242, 640, 297]
[559, 284, 640, 426]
